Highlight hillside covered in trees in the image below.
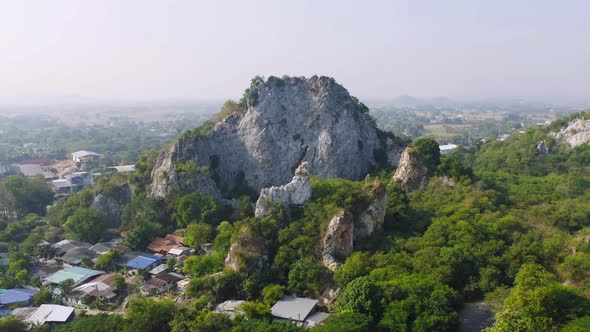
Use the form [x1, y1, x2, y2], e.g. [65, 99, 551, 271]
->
[1, 80, 590, 331]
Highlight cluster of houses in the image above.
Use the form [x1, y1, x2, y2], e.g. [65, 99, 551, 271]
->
[0, 150, 137, 195]
[0, 230, 332, 328]
[0, 232, 194, 327]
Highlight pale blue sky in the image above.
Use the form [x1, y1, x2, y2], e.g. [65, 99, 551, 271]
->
[1, 0, 589, 104]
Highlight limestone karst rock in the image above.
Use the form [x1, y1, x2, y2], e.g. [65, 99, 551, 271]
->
[391, 147, 430, 192]
[551, 118, 590, 148]
[321, 210, 354, 271]
[254, 162, 312, 218]
[224, 225, 268, 274]
[355, 189, 388, 241]
[149, 75, 403, 199]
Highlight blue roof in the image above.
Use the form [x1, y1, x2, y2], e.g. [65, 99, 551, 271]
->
[126, 254, 164, 270]
[0, 288, 39, 305]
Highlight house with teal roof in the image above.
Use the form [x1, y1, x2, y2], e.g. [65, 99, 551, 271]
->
[43, 267, 104, 288]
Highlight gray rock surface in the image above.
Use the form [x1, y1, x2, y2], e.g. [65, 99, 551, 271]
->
[551, 118, 590, 147]
[255, 162, 312, 218]
[392, 147, 430, 192]
[224, 226, 268, 274]
[91, 183, 132, 228]
[536, 140, 549, 154]
[321, 210, 354, 271]
[150, 75, 403, 199]
[355, 190, 388, 241]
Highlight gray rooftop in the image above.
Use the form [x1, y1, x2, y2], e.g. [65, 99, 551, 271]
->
[271, 296, 318, 321]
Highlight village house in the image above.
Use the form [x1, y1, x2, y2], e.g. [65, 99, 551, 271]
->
[59, 247, 98, 266]
[142, 272, 184, 295]
[270, 296, 330, 327]
[146, 234, 185, 255]
[52, 240, 93, 257]
[43, 266, 104, 288]
[50, 175, 93, 194]
[30, 265, 63, 282]
[0, 288, 39, 308]
[25, 304, 75, 326]
[125, 253, 166, 272]
[71, 150, 101, 163]
[64, 273, 122, 306]
[148, 264, 168, 276]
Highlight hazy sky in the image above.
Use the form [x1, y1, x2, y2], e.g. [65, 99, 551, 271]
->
[1, 0, 589, 104]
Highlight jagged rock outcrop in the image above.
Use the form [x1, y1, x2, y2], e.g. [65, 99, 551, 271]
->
[551, 118, 590, 147]
[255, 162, 312, 218]
[150, 75, 404, 199]
[148, 137, 222, 199]
[91, 183, 132, 227]
[224, 225, 268, 274]
[392, 147, 430, 192]
[322, 210, 354, 271]
[355, 190, 388, 241]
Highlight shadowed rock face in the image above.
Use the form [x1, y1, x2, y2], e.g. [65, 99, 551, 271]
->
[149, 75, 403, 199]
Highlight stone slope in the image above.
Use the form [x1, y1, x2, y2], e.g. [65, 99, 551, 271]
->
[551, 118, 590, 148]
[150, 75, 403, 199]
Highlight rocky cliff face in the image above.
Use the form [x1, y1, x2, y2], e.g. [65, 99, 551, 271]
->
[391, 147, 430, 192]
[150, 75, 403, 199]
[91, 183, 132, 227]
[255, 162, 312, 218]
[551, 118, 590, 148]
[321, 187, 388, 270]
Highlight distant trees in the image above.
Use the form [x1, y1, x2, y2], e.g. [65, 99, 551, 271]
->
[0, 175, 53, 218]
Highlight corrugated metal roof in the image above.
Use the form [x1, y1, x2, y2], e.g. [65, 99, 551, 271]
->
[45, 267, 104, 286]
[26, 305, 74, 324]
[149, 264, 168, 275]
[271, 296, 318, 321]
[0, 288, 39, 305]
[305, 311, 331, 326]
[126, 254, 164, 270]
